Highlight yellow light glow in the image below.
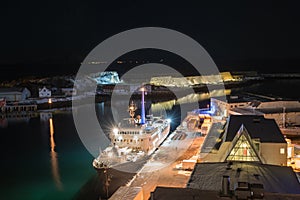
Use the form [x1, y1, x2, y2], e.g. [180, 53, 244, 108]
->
[49, 118, 63, 190]
[49, 118, 55, 152]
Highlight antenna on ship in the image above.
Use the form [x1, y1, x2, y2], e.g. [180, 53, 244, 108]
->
[128, 101, 137, 124]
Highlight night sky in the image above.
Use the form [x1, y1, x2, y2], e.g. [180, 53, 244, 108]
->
[1, 1, 300, 79]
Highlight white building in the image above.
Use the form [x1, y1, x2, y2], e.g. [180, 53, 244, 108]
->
[211, 96, 300, 126]
[39, 87, 51, 98]
[0, 87, 31, 102]
[210, 96, 255, 117]
[61, 88, 76, 96]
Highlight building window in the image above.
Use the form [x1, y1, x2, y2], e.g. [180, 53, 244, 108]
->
[227, 134, 260, 162]
[280, 148, 285, 154]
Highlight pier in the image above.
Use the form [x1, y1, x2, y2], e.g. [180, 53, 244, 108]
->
[0, 104, 37, 113]
[109, 114, 209, 200]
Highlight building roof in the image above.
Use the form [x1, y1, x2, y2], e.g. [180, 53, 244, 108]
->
[0, 87, 25, 94]
[257, 107, 300, 114]
[229, 107, 264, 115]
[230, 107, 300, 115]
[201, 121, 226, 153]
[152, 186, 300, 200]
[188, 162, 300, 194]
[225, 115, 286, 143]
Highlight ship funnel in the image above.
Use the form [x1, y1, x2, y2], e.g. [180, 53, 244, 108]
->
[141, 87, 146, 124]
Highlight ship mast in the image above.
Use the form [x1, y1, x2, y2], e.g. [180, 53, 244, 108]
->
[128, 101, 137, 124]
[141, 87, 146, 124]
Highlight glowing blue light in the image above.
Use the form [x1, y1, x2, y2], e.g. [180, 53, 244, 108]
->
[167, 118, 172, 123]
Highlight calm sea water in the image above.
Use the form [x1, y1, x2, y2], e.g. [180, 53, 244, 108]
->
[239, 79, 300, 100]
[1, 79, 300, 200]
[0, 112, 95, 200]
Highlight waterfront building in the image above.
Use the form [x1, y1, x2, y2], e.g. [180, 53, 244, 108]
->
[61, 88, 77, 96]
[38, 86, 51, 98]
[201, 115, 287, 166]
[211, 95, 300, 126]
[210, 95, 251, 117]
[0, 87, 31, 102]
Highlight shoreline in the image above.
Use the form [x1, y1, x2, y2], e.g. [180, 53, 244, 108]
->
[1, 77, 298, 115]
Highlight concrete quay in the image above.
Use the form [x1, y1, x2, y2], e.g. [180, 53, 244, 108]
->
[109, 114, 209, 200]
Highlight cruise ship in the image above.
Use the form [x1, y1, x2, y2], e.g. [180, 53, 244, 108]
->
[93, 89, 171, 170]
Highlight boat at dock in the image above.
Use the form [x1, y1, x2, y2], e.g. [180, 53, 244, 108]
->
[93, 89, 171, 171]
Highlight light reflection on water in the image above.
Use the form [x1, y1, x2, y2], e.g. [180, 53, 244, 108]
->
[151, 89, 231, 111]
[49, 117, 63, 190]
[1, 110, 95, 200]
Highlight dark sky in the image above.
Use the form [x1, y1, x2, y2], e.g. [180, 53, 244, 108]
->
[1, 1, 300, 78]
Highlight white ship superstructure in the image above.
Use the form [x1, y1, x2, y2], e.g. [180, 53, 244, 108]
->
[93, 89, 170, 169]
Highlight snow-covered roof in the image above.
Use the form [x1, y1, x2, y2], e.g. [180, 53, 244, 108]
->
[188, 162, 300, 194]
[152, 186, 300, 200]
[0, 87, 26, 94]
